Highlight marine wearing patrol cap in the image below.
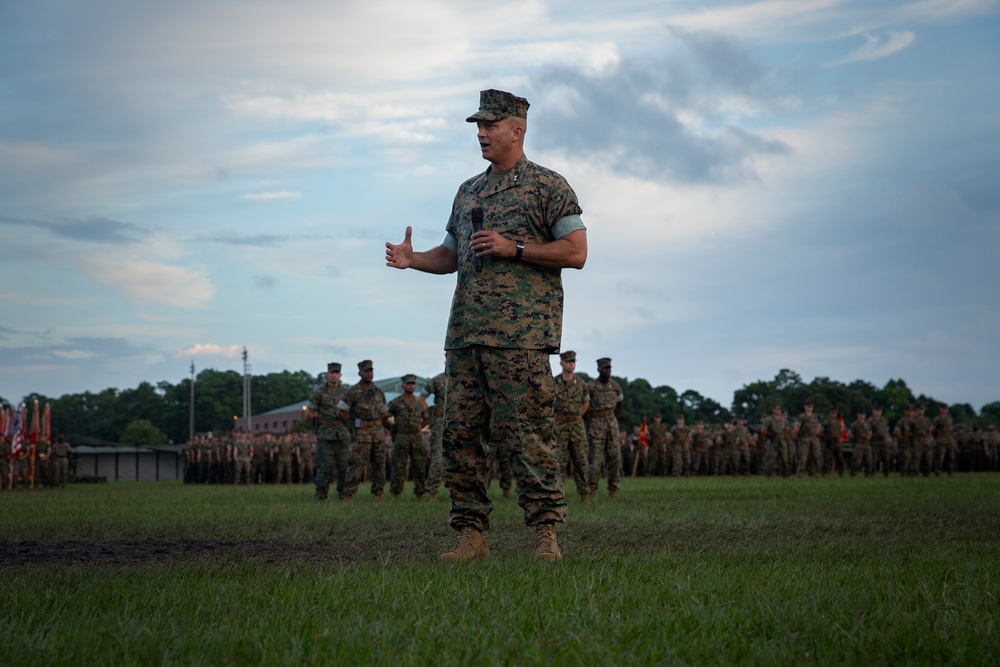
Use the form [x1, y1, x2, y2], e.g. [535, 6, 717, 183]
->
[327, 362, 342, 373]
[401, 374, 417, 384]
[597, 357, 612, 369]
[358, 360, 373, 372]
[466, 89, 530, 123]
[560, 350, 576, 362]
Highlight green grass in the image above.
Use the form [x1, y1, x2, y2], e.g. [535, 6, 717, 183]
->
[2, 476, 998, 666]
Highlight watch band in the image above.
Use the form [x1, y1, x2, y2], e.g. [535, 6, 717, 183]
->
[515, 239, 524, 261]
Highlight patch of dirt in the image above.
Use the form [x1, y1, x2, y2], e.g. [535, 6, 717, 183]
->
[0, 537, 443, 566]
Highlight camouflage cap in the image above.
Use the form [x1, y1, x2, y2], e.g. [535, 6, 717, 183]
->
[327, 362, 342, 373]
[560, 350, 576, 362]
[357, 360, 373, 372]
[466, 89, 529, 123]
[401, 374, 417, 384]
[597, 357, 612, 369]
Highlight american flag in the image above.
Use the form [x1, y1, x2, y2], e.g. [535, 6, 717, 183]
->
[10, 403, 24, 455]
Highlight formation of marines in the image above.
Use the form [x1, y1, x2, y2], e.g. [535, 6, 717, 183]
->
[615, 402, 999, 480]
[167, 359, 1000, 497]
[6, 367, 999, 495]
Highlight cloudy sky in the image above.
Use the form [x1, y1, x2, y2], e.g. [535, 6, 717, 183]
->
[2, 0, 998, 411]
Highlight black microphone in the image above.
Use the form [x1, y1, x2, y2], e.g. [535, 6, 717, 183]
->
[471, 207, 484, 273]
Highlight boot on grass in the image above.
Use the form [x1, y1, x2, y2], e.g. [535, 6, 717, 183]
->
[533, 524, 562, 562]
[441, 526, 489, 562]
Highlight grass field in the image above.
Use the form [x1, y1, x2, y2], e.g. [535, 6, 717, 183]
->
[2, 475, 998, 666]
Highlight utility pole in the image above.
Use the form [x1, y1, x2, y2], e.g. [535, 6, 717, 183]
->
[189, 360, 196, 440]
[242, 347, 252, 433]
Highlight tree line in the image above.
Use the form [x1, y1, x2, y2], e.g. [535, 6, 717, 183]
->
[2, 368, 998, 446]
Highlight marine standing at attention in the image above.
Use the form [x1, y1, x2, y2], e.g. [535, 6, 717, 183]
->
[385, 89, 587, 561]
[552, 350, 591, 502]
[339, 360, 390, 502]
[587, 358, 624, 498]
[308, 362, 353, 501]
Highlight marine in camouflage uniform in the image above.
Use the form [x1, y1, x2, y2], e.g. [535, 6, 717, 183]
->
[821, 410, 845, 477]
[388, 374, 430, 499]
[309, 362, 352, 500]
[910, 404, 933, 477]
[718, 421, 739, 476]
[762, 406, 792, 477]
[733, 417, 751, 475]
[849, 411, 873, 477]
[338, 360, 389, 501]
[932, 405, 955, 476]
[553, 350, 591, 500]
[274, 434, 298, 484]
[50, 436, 71, 488]
[870, 407, 893, 477]
[385, 89, 587, 561]
[691, 422, 712, 476]
[587, 358, 623, 497]
[670, 415, 692, 477]
[648, 415, 669, 477]
[232, 429, 252, 485]
[895, 407, 915, 477]
[794, 402, 823, 478]
[419, 370, 447, 500]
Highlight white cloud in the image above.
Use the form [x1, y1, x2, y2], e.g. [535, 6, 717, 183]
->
[240, 191, 302, 202]
[51, 350, 97, 360]
[177, 344, 245, 358]
[78, 258, 213, 308]
[829, 31, 917, 66]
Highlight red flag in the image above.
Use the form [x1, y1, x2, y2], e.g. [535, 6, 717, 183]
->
[839, 416, 847, 442]
[639, 418, 650, 448]
[43, 403, 52, 441]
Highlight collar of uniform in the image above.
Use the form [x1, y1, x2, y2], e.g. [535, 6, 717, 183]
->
[477, 155, 527, 198]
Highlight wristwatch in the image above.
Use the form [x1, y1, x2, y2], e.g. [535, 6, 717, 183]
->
[514, 239, 524, 261]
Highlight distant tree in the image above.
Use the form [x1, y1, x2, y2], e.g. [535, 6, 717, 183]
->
[121, 419, 168, 446]
[980, 402, 1000, 424]
[949, 403, 975, 422]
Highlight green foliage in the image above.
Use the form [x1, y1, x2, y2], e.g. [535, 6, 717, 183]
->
[120, 419, 168, 446]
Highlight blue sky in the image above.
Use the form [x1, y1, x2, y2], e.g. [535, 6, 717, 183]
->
[1, 0, 998, 411]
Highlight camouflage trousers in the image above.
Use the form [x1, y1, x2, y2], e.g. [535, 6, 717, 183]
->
[234, 459, 251, 484]
[52, 457, 69, 488]
[762, 438, 792, 476]
[275, 459, 294, 484]
[934, 441, 956, 475]
[425, 413, 444, 496]
[692, 448, 710, 476]
[588, 415, 621, 492]
[487, 439, 514, 491]
[796, 437, 823, 476]
[346, 426, 386, 497]
[443, 346, 567, 532]
[851, 443, 872, 476]
[391, 433, 427, 498]
[824, 441, 845, 476]
[315, 436, 351, 500]
[872, 442, 892, 477]
[554, 416, 590, 497]
[672, 444, 691, 476]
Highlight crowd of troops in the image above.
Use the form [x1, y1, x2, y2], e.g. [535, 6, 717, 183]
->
[182, 355, 1000, 502]
[0, 435, 73, 491]
[614, 402, 999, 481]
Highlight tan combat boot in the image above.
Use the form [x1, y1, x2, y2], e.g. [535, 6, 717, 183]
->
[440, 526, 489, 562]
[533, 524, 562, 562]
[580, 492, 591, 504]
[608, 489, 619, 499]
[373, 495, 383, 504]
